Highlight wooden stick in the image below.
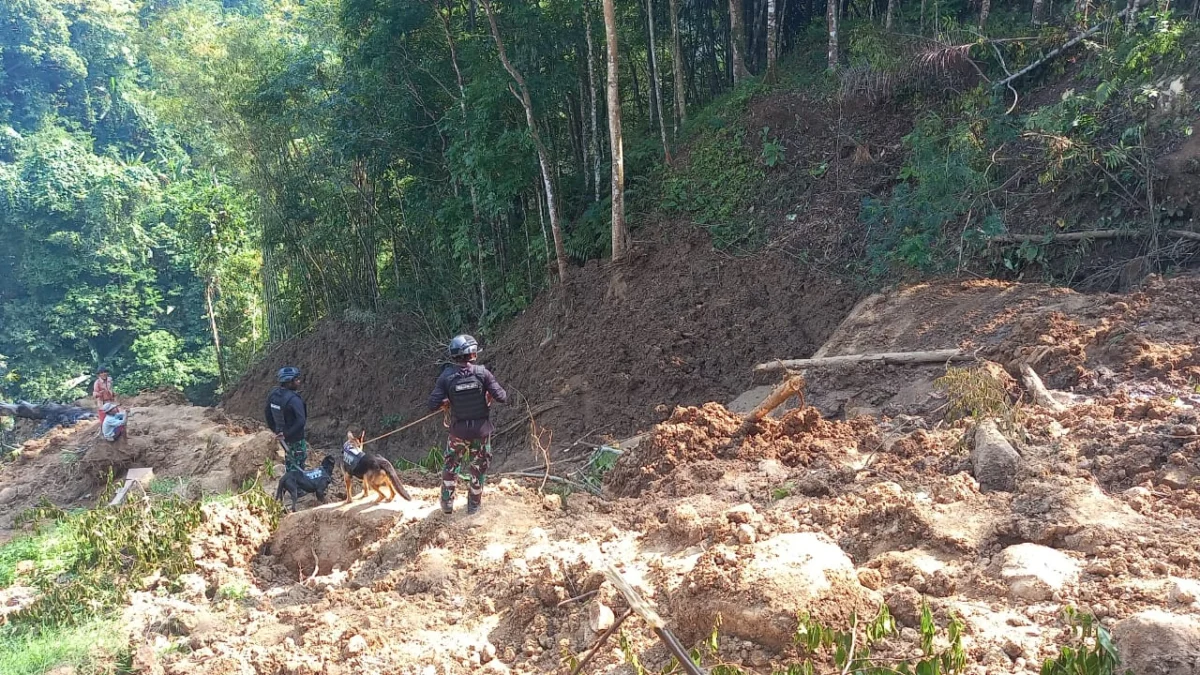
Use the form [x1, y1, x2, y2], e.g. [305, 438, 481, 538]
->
[1020, 363, 1066, 413]
[754, 349, 972, 374]
[603, 565, 703, 675]
[501, 471, 603, 496]
[745, 375, 806, 423]
[494, 400, 563, 437]
[988, 229, 1126, 243]
[1167, 229, 1200, 242]
[570, 609, 633, 675]
[993, 7, 1129, 92]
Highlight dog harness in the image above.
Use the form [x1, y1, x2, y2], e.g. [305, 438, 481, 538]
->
[303, 467, 324, 481]
[343, 440, 364, 469]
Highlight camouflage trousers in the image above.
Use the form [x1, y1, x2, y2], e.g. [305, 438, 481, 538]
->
[441, 435, 493, 509]
[284, 439, 308, 473]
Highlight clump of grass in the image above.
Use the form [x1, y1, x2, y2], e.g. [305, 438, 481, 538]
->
[0, 618, 128, 675]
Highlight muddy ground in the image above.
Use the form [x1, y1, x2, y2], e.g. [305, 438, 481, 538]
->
[5, 273, 1200, 675]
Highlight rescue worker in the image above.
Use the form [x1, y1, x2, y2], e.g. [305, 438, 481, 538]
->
[93, 367, 116, 425]
[265, 366, 308, 473]
[427, 335, 508, 515]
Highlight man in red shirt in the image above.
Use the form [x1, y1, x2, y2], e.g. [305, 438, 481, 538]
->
[93, 367, 116, 425]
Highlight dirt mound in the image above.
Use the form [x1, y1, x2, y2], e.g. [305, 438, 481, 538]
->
[266, 499, 429, 577]
[221, 227, 861, 466]
[0, 405, 277, 527]
[606, 402, 878, 497]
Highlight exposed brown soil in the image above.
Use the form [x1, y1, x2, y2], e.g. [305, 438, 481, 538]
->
[222, 227, 863, 465]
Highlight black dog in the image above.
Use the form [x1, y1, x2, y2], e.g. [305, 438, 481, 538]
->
[275, 455, 336, 512]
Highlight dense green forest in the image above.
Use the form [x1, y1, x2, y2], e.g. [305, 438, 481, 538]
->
[1, 0, 1197, 403]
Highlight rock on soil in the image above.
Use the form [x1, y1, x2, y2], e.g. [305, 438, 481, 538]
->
[998, 543, 1080, 602]
[1112, 610, 1200, 675]
[268, 501, 417, 576]
[672, 533, 879, 649]
[971, 420, 1020, 492]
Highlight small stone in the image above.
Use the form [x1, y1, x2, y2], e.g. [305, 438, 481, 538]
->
[345, 635, 368, 655]
[758, 459, 789, 480]
[1158, 467, 1195, 490]
[1002, 639, 1025, 659]
[1113, 610, 1200, 675]
[726, 504, 757, 524]
[735, 523, 757, 545]
[480, 642, 498, 664]
[589, 602, 615, 632]
[747, 650, 771, 667]
[0, 487, 17, 505]
[857, 568, 883, 591]
[999, 544, 1081, 602]
[541, 493, 563, 511]
[1168, 578, 1200, 606]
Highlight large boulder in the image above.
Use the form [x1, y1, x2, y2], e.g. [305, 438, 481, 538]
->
[1112, 610, 1200, 675]
[971, 420, 1020, 492]
[671, 533, 879, 649]
[997, 543, 1079, 602]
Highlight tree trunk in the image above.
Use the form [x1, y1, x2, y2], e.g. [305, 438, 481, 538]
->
[885, 0, 896, 28]
[1124, 0, 1138, 33]
[729, 0, 752, 82]
[1032, 0, 1046, 24]
[602, 0, 629, 262]
[646, 0, 673, 164]
[669, 0, 687, 130]
[205, 279, 228, 388]
[766, 0, 779, 80]
[827, 0, 840, 70]
[584, 0, 602, 203]
[754, 349, 972, 373]
[481, 0, 570, 283]
[980, 0, 992, 27]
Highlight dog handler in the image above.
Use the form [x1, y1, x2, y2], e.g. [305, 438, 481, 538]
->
[265, 366, 309, 472]
[427, 335, 508, 515]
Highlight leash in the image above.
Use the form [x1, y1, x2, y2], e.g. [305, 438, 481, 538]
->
[363, 410, 444, 446]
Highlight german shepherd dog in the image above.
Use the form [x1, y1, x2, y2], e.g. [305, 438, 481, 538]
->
[342, 432, 412, 503]
[275, 455, 336, 512]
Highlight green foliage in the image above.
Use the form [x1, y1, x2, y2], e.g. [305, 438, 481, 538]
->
[861, 98, 1006, 277]
[0, 618, 129, 675]
[0, 0, 264, 403]
[760, 127, 786, 168]
[0, 477, 276, 634]
[611, 604, 968, 675]
[398, 447, 445, 474]
[1041, 607, 1131, 675]
[662, 125, 765, 250]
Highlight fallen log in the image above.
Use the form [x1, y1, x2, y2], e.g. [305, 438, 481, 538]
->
[993, 7, 1130, 93]
[988, 230, 1125, 243]
[1019, 363, 1066, 413]
[754, 349, 972, 374]
[0, 402, 94, 421]
[744, 375, 806, 425]
[989, 229, 1200, 245]
[0, 402, 97, 439]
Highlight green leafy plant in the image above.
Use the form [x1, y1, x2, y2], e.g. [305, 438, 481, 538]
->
[760, 127, 786, 168]
[1040, 608, 1131, 675]
[610, 603, 968, 675]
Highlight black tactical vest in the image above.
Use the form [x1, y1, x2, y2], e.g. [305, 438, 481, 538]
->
[447, 366, 489, 422]
[268, 387, 300, 433]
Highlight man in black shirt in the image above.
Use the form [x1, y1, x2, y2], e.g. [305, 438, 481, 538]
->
[265, 366, 308, 473]
[428, 335, 507, 515]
